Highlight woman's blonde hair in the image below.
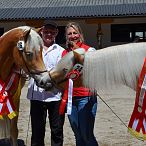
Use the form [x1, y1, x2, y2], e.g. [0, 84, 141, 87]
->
[65, 22, 84, 43]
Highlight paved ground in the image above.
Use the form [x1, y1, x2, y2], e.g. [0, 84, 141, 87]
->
[1, 83, 146, 146]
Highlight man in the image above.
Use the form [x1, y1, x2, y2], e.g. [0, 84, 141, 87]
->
[27, 21, 65, 146]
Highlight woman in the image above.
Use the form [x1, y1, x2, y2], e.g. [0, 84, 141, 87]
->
[62, 22, 99, 146]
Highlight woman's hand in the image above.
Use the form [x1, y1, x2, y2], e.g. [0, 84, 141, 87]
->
[67, 41, 79, 50]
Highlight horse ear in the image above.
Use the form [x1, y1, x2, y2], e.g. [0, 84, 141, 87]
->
[73, 50, 84, 64]
[35, 27, 42, 33]
[23, 29, 31, 42]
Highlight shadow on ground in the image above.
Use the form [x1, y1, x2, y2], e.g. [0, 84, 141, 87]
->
[0, 139, 25, 146]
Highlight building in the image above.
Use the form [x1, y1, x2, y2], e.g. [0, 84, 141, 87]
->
[0, 0, 146, 49]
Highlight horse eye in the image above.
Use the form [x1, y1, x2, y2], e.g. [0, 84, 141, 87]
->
[25, 51, 33, 60]
[63, 68, 68, 74]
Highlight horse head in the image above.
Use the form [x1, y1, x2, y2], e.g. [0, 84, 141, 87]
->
[0, 26, 52, 89]
[47, 48, 85, 90]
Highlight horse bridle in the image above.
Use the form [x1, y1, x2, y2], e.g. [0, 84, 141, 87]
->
[17, 40, 47, 77]
[47, 63, 84, 90]
[47, 69, 67, 90]
[22, 52, 47, 76]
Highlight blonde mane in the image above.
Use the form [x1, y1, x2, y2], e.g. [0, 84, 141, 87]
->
[18, 26, 43, 52]
[83, 42, 146, 91]
[2, 26, 43, 53]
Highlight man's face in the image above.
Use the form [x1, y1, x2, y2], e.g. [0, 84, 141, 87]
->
[41, 27, 58, 46]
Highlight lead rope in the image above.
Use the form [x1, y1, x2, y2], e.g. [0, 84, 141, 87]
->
[97, 93, 128, 128]
[25, 79, 35, 146]
[97, 93, 144, 142]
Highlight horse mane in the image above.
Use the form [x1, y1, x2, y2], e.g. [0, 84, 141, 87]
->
[83, 42, 146, 91]
[2, 26, 43, 53]
[18, 26, 43, 52]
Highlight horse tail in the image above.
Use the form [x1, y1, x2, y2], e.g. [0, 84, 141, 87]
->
[0, 117, 11, 139]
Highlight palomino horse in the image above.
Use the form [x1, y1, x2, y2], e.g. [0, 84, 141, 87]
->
[45, 42, 146, 141]
[0, 26, 51, 146]
[47, 42, 146, 91]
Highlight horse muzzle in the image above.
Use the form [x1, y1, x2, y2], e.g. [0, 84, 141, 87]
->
[33, 72, 53, 90]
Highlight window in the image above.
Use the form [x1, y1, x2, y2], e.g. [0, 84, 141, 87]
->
[111, 23, 146, 42]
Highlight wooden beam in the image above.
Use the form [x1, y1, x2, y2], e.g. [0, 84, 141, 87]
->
[85, 18, 114, 24]
[25, 20, 44, 27]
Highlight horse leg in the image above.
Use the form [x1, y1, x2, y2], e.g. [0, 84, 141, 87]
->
[0, 116, 11, 138]
[10, 97, 20, 146]
[10, 116, 18, 146]
[10, 83, 21, 146]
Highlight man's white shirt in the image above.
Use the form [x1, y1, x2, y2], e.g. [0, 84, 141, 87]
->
[27, 44, 64, 102]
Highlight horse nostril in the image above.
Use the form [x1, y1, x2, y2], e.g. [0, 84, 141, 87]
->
[40, 81, 44, 85]
[38, 81, 53, 90]
[46, 83, 53, 88]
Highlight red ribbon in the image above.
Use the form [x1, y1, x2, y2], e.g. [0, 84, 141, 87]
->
[59, 80, 69, 115]
[128, 58, 146, 140]
[0, 66, 20, 119]
[67, 70, 80, 80]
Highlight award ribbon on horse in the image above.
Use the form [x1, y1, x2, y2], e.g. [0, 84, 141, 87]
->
[0, 67, 21, 119]
[128, 58, 146, 141]
[66, 79, 73, 115]
[59, 79, 73, 115]
[59, 64, 83, 115]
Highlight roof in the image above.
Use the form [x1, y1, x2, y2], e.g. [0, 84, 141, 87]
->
[0, 0, 146, 20]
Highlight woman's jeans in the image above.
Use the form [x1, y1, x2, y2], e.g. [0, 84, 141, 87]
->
[68, 96, 98, 146]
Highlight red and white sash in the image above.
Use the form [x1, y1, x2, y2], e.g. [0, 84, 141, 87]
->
[59, 64, 83, 115]
[128, 58, 146, 140]
[59, 79, 73, 115]
[0, 69, 20, 119]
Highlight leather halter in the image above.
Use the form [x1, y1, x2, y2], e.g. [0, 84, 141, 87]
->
[22, 52, 47, 76]
[48, 63, 83, 90]
[17, 40, 47, 77]
[48, 71, 67, 90]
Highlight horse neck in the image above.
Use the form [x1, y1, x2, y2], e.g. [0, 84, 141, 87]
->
[0, 29, 19, 81]
[0, 54, 14, 81]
